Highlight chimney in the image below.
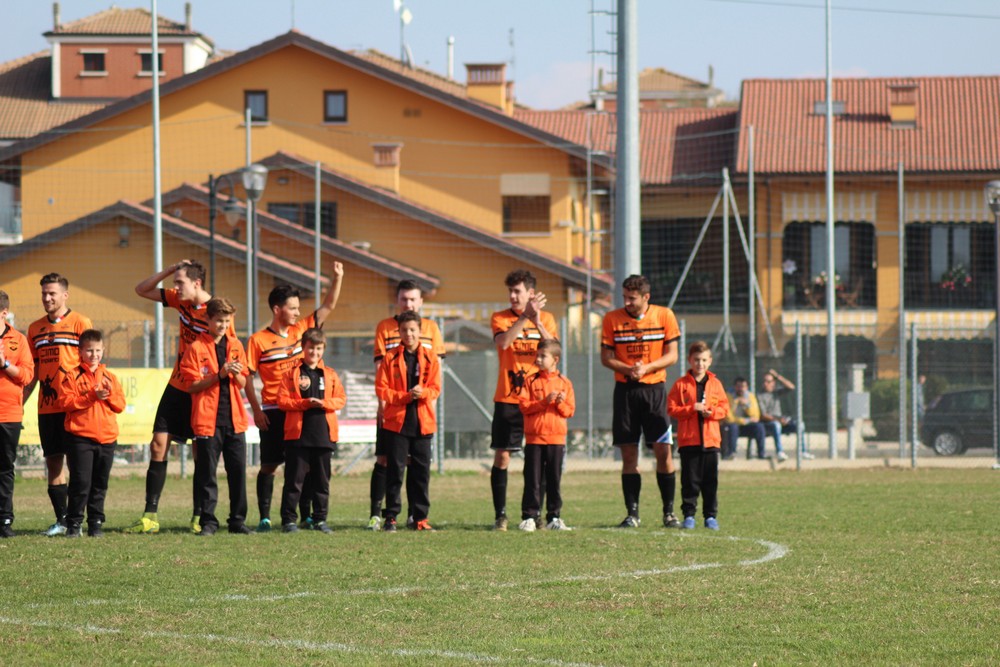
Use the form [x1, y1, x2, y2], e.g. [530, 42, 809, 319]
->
[465, 63, 512, 114]
[708, 64, 714, 87]
[446, 36, 455, 80]
[371, 143, 403, 192]
[185, 2, 192, 30]
[888, 82, 918, 129]
[53, 2, 61, 31]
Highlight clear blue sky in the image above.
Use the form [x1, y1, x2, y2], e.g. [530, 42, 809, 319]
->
[2, 0, 996, 108]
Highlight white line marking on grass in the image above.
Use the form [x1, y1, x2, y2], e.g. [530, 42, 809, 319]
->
[0, 616, 606, 667]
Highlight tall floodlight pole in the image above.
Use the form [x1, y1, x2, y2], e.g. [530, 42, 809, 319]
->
[985, 181, 1000, 469]
[614, 0, 640, 300]
[824, 0, 838, 458]
[150, 0, 164, 369]
[748, 126, 756, 389]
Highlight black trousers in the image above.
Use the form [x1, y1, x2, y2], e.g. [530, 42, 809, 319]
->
[194, 426, 247, 530]
[679, 446, 719, 519]
[65, 436, 115, 528]
[0, 422, 21, 523]
[521, 444, 565, 521]
[280, 446, 332, 524]
[384, 431, 431, 522]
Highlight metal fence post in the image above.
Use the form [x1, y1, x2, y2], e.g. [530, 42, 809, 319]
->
[910, 322, 918, 469]
[796, 320, 804, 471]
[437, 317, 445, 475]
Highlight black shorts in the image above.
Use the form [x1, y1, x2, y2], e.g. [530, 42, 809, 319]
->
[151, 384, 194, 443]
[612, 382, 669, 449]
[374, 426, 392, 457]
[38, 412, 68, 458]
[491, 402, 524, 452]
[258, 409, 287, 466]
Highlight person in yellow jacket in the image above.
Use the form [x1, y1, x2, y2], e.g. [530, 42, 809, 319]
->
[724, 377, 768, 460]
[517, 339, 575, 531]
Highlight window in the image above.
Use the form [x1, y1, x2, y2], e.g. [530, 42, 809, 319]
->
[82, 53, 106, 73]
[782, 222, 876, 309]
[245, 90, 268, 123]
[502, 196, 550, 234]
[267, 202, 337, 238]
[904, 223, 993, 309]
[324, 91, 347, 123]
[139, 52, 164, 74]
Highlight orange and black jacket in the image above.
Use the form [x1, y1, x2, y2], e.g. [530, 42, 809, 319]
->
[667, 370, 729, 448]
[0, 324, 33, 422]
[276, 361, 347, 443]
[518, 370, 575, 445]
[376, 345, 441, 436]
[179, 332, 249, 437]
[57, 364, 125, 445]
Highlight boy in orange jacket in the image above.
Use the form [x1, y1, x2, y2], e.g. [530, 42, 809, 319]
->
[180, 298, 251, 536]
[58, 329, 125, 538]
[276, 328, 346, 534]
[0, 290, 35, 538]
[375, 311, 441, 532]
[517, 339, 575, 531]
[666, 340, 729, 531]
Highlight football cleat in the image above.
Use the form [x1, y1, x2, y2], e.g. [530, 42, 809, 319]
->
[517, 518, 537, 532]
[124, 513, 159, 534]
[414, 519, 434, 532]
[493, 515, 509, 532]
[546, 518, 573, 531]
[617, 515, 641, 529]
[282, 522, 299, 533]
[382, 517, 398, 532]
[366, 515, 382, 531]
[704, 517, 720, 531]
[190, 515, 202, 535]
[682, 516, 696, 530]
[257, 518, 272, 533]
[43, 522, 67, 537]
[662, 513, 681, 529]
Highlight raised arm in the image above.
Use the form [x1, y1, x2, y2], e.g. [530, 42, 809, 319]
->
[135, 260, 187, 301]
[769, 368, 795, 391]
[314, 261, 344, 327]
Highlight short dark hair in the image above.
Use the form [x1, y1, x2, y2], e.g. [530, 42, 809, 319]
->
[622, 274, 650, 295]
[505, 269, 536, 291]
[206, 297, 236, 318]
[177, 260, 207, 287]
[301, 327, 325, 347]
[396, 310, 422, 327]
[396, 279, 422, 296]
[688, 340, 710, 358]
[268, 284, 301, 310]
[79, 329, 103, 346]
[40, 273, 69, 290]
[0, 290, 9, 312]
[537, 338, 562, 358]
[734, 376, 748, 386]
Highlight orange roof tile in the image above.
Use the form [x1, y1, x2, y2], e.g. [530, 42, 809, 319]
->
[515, 107, 737, 185]
[0, 51, 105, 141]
[736, 77, 1000, 175]
[350, 49, 468, 99]
[45, 6, 199, 37]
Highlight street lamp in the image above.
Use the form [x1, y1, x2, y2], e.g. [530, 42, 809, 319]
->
[984, 181, 1000, 468]
[241, 164, 268, 334]
[207, 174, 242, 294]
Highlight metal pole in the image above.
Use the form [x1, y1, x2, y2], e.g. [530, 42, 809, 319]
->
[560, 317, 568, 376]
[150, 0, 164, 369]
[208, 175, 216, 295]
[994, 207, 1000, 469]
[722, 168, 731, 349]
[824, 0, 838, 459]
[244, 107, 253, 335]
[613, 0, 640, 300]
[748, 126, 756, 390]
[437, 317, 445, 475]
[910, 322, 918, 469]
[898, 161, 906, 459]
[795, 320, 804, 471]
[314, 161, 322, 308]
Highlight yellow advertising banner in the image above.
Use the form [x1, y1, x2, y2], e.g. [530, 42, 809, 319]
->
[21, 368, 172, 446]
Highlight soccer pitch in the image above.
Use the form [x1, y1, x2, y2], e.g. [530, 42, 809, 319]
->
[0, 468, 997, 665]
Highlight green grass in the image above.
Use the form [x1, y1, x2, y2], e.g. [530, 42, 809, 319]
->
[1, 468, 998, 665]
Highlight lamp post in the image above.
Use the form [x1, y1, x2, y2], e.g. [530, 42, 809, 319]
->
[207, 174, 242, 295]
[241, 164, 268, 335]
[984, 181, 1000, 468]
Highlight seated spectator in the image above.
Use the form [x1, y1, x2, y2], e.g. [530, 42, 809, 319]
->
[759, 369, 806, 461]
[724, 377, 768, 460]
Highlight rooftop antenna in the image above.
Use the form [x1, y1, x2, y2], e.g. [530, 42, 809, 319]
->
[290, 0, 296, 29]
[508, 28, 516, 88]
[393, 0, 414, 67]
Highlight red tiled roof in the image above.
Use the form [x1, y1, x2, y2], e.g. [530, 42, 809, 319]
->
[737, 77, 1000, 175]
[0, 51, 105, 140]
[515, 107, 738, 185]
[350, 49, 468, 99]
[45, 7, 200, 37]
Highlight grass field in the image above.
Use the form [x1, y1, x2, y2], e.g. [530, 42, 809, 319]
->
[0, 467, 997, 665]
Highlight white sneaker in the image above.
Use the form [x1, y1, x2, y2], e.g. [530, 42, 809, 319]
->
[43, 522, 67, 537]
[546, 518, 573, 531]
[517, 518, 537, 532]
[366, 515, 382, 531]
[801, 452, 816, 460]
[776, 451, 788, 462]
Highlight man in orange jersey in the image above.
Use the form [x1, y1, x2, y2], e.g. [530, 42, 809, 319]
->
[246, 264, 343, 533]
[601, 274, 681, 529]
[180, 298, 251, 536]
[0, 290, 34, 538]
[24, 273, 93, 536]
[366, 279, 445, 531]
[126, 260, 215, 535]
[489, 269, 555, 531]
[57, 329, 125, 538]
[375, 311, 441, 532]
